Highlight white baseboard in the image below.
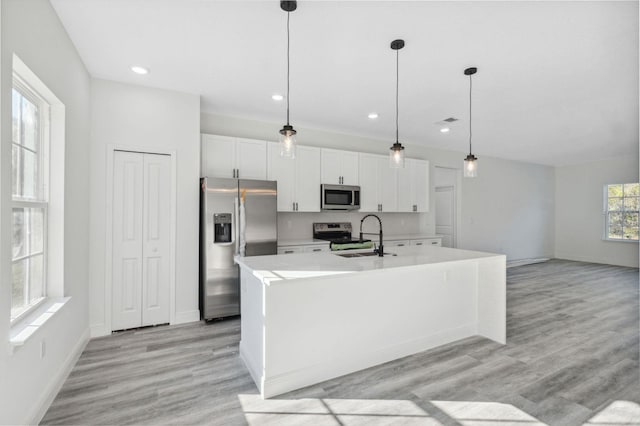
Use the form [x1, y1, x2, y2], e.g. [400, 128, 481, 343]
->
[555, 253, 639, 268]
[173, 309, 200, 325]
[506, 258, 550, 268]
[260, 323, 476, 399]
[30, 327, 89, 425]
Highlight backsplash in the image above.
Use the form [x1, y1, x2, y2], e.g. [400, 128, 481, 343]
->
[278, 212, 433, 241]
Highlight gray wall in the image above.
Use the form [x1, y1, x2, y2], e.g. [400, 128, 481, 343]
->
[201, 113, 556, 261]
[556, 155, 639, 267]
[0, 1, 91, 423]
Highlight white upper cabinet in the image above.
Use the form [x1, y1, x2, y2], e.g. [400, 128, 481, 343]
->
[397, 158, 430, 212]
[201, 134, 267, 180]
[358, 154, 397, 212]
[268, 143, 321, 212]
[358, 154, 379, 212]
[412, 159, 429, 212]
[359, 154, 428, 213]
[321, 148, 359, 185]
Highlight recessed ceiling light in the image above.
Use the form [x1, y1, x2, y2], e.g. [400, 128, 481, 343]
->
[130, 65, 149, 75]
[368, 113, 379, 119]
[440, 127, 450, 133]
[272, 94, 284, 101]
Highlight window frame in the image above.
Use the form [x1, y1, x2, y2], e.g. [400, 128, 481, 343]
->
[10, 75, 50, 323]
[603, 183, 639, 243]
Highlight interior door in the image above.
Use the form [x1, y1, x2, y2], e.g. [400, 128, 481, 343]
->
[113, 151, 171, 331]
[141, 153, 171, 326]
[435, 186, 456, 248]
[112, 151, 144, 330]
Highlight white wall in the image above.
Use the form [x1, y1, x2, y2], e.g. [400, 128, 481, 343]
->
[556, 155, 639, 267]
[89, 79, 200, 336]
[202, 113, 556, 261]
[0, 1, 92, 424]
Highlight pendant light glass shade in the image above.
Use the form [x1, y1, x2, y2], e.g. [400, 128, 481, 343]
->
[463, 67, 478, 177]
[390, 142, 405, 168]
[279, 1, 297, 159]
[463, 154, 478, 178]
[389, 39, 406, 169]
[279, 125, 297, 158]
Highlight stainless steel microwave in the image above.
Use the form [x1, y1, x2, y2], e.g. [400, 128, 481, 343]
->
[321, 184, 361, 210]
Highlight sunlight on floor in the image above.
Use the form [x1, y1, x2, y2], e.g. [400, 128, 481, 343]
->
[431, 400, 545, 425]
[584, 400, 640, 426]
[237, 395, 556, 425]
[238, 394, 440, 425]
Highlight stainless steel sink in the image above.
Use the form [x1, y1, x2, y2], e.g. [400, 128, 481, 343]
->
[335, 252, 396, 258]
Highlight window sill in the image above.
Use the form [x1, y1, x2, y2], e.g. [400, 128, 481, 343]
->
[602, 238, 639, 244]
[9, 297, 70, 354]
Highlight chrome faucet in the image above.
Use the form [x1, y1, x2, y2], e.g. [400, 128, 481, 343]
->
[360, 214, 384, 257]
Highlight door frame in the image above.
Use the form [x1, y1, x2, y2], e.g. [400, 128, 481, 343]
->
[105, 144, 177, 332]
[433, 166, 461, 248]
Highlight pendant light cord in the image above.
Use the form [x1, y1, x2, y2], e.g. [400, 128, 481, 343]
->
[286, 11, 291, 126]
[468, 74, 472, 155]
[395, 48, 399, 143]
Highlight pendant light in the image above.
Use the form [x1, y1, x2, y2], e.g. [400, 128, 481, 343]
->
[463, 67, 478, 178]
[389, 39, 406, 168]
[279, 1, 297, 159]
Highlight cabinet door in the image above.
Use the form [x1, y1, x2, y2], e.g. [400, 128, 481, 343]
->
[412, 159, 429, 212]
[236, 138, 267, 180]
[358, 154, 380, 212]
[267, 143, 295, 212]
[321, 149, 343, 184]
[397, 160, 414, 212]
[201, 134, 235, 178]
[379, 157, 398, 212]
[295, 146, 321, 212]
[340, 151, 359, 185]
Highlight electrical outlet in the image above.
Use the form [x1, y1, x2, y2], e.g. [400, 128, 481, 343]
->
[40, 340, 46, 359]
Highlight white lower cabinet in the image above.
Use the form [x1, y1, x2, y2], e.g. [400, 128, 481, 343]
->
[268, 143, 321, 212]
[412, 238, 442, 247]
[387, 240, 410, 247]
[277, 246, 305, 255]
[278, 244, 329, 254]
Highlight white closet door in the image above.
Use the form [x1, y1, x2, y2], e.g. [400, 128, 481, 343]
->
[112, 151, 144, 331]
[141, 153, 171, 326]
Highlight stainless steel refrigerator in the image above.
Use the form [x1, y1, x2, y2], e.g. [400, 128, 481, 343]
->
[199, 177, 277, 320]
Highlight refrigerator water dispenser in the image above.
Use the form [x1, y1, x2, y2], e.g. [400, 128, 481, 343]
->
[214, 213, 232, 243]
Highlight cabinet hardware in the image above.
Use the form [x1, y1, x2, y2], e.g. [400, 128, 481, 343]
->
[285, 250, 294, 254]
[416, 242, 423, 246]
[397, 243, 405, 247]
[312, 248, 321, 252]
[236, 169, 239, 178]
[431, 241, 438, 245]
[295, 202, 298, 211]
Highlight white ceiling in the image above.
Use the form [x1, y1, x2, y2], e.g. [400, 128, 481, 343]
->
[50, 0, 638, 166]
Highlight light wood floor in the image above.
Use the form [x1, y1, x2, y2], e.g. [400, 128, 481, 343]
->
[41, 259, 639, 425]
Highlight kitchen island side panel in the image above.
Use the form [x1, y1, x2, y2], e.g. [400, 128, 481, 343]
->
[260, 260, 494, 398]
[239, 270, 265, 391]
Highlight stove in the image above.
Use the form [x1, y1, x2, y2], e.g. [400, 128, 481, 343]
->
[312, 222, 370, 245]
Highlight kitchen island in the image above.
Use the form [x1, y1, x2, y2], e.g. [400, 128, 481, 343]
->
[236, 245, 506, 398]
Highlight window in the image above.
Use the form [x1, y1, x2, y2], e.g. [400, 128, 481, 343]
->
[11, 76, 49, 321]
[605, 183, 639, 241]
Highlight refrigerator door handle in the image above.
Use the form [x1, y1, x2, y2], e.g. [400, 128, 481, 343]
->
[234, 196, 240, 255]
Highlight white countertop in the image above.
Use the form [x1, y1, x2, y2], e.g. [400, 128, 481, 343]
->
[236, 245, 504, 285]
[277, 234, 441, 246]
